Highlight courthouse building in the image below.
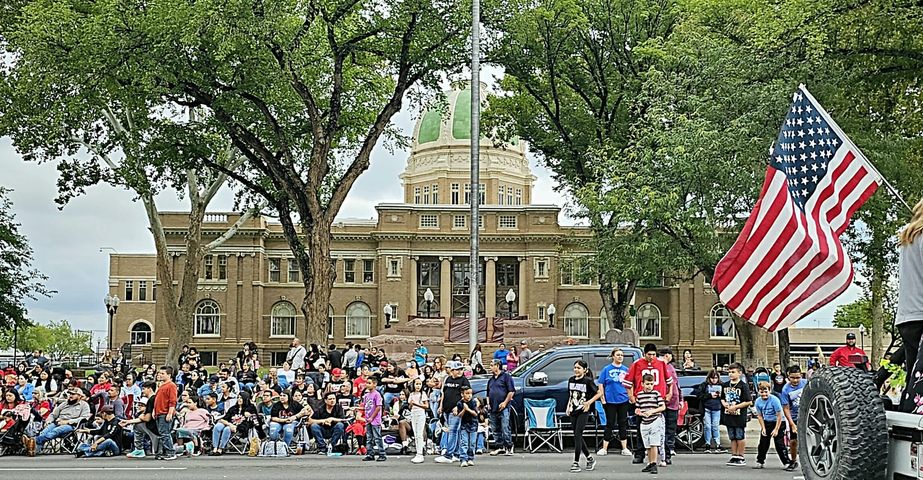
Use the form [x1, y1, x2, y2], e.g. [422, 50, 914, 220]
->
[108, 86, 774, 367]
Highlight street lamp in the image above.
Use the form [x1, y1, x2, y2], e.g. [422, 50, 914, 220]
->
[547, 303, 556, 328]
[506, 289, 516, 319]
[383, 303, 393, 329]
[12, 318, 18, 365]
[424, 288, 435, 318]
[104, 294, 120, 352]
[858, 324, 866, 352]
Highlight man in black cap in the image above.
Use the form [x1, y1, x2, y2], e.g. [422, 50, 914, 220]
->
[829, 331, 870, 369]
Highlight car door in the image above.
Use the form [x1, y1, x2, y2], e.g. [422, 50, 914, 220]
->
[522, 354, 582, 415]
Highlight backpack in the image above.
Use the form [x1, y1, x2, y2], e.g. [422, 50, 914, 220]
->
[258, 439, 290, 457]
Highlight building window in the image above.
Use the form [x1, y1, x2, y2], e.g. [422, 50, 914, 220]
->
[419, 214, 438, 228]
[199, 351, 217, 366]
[515, 188, 522, 205]
[464, 184, 470, 204]
[710, 303, 735, 338]
[129, 321, 152, 345]
[388, 259, 400, 277]
[478, 183, 486, 205]
[138, 280, 147, 301]
[506, 186, 513, 205]
[538, 305, 546, 322]
[453, 215, 466, 228]
[560, 257, 593, 285]
[563, 302, 589, 338]
[418, 260, 440, 287]
[498, 215, 517, 229]
[288, 259, 300, 283]
[125, 280, 134, 301]
[344, 259, 356, 283]
[218, 255, 227, 280]
[635, 303, 661, 338]
[451, 183, 459, 204]
[414, 186, 421, 204]
[328, 305, 335, 339]
[498, 186, 504, 205]
[270, 352, 289, 366]
[204, 255, 214, 280]
[423, 186, 430, 204]
[194, 300, 221, 336]
[535, 259, 548, 278]
[269, 258, 281, 282]
[363, 259, 374, 283]
[432, 184, 439, 204]
[346, 302, 371, 338]
[270, 302, 297, 337]
[152, 283, 157, 301]
[713, 353, 736, 370]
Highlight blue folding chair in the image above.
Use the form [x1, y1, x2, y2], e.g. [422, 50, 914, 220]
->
[524, 398, 563, 453]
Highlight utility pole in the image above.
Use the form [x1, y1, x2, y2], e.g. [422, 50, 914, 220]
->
[468, 0, 481, 355]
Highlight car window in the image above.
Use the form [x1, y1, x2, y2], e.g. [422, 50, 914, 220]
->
[536, 356, 581, 385]
[592, 351, 637, 377]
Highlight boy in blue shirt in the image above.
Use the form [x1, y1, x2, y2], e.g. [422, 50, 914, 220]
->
[781, 365, 806, 472]
[753, 381, 792, 469]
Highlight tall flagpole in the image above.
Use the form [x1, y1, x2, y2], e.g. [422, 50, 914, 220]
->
[468, 0, 481, 355]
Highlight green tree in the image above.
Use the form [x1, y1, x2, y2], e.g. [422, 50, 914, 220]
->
[0, 186, 50, 336]
[44, 320, 93, 361]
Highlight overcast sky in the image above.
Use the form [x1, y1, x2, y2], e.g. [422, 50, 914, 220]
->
[0, 77, 854, 346]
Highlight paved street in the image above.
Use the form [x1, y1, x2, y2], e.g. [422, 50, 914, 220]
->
[0, 452, 805, 479]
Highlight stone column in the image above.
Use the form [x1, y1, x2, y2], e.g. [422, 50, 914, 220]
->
[518, 256, 529, 318]
[409, 257, 418, 318]
[439, 257, 452, 320]
[485, 257, 497, 319]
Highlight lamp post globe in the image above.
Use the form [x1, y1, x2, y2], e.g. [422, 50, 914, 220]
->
[424, 288, 435, 318]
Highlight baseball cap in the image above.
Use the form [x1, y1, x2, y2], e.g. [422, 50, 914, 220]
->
[99, 405, 114, 414]
[846, 332, 856, 339]
[520, 340, 528, 345]
[447, 361, 464, 370]
[331, 368, 343, 377]
[208, 375, 219, 383]
[380, 361, 390, 368]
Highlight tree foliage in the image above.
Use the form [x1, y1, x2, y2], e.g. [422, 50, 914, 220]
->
[0, 319, 91, 360]
[0, 186, 50, 332]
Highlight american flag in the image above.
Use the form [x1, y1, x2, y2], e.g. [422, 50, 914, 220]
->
[713, 85, 882, 332]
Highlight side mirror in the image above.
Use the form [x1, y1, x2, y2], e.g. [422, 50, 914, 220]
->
[529, 372, 548, 386]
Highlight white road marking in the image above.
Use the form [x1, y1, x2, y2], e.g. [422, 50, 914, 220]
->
[1, 468, 187, 471]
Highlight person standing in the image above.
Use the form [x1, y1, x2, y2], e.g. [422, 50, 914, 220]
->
[897, 198, 923, 413]
[597, 348, 632, 457]
[455, 387, 480, 468]
[469, 345, 484, 375]
[695, 369, 727, 454]
[781, 365, 805, 471]
[153, 366, 178, 460]
[659, 348, 681, 465]
[828, 332, 870, 369]
[408, 378, 429, 464]
[720, 363, 752, 467]
[435, 361, 470, 464]
[362, 377, 385, 462]
[519, 340, 532, 365]
[771, 363, 786, 394]
[492, 344, 510, 370]
[414, 340, 429, 367]
[626, 343, 673, 463]
[752, 381, 792, 469]
[637, 374, 666, 475]
[567, 360, 599, 473]
[344, 344, 359, 379]
[486, 359, 515, 456]
[286, 338, 307, 372]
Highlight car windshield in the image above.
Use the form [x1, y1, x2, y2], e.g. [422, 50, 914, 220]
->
[510, 349, 550, 377]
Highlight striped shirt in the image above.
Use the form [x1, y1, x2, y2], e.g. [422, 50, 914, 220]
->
[636, 390, 664, 425]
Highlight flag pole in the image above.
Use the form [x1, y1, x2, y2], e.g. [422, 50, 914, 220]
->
[799, 84, 913, 213]
[469, 0, 481, 356]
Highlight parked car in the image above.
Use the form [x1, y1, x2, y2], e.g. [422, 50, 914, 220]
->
[675, 371, 730, 449]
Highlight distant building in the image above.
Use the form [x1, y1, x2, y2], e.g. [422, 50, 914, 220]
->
[108, 85, 777, 367]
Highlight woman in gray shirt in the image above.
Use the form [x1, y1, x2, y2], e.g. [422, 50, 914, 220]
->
[897, 197, 923, 413]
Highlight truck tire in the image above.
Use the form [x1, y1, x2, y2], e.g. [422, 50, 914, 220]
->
[797, 366, 888, 480]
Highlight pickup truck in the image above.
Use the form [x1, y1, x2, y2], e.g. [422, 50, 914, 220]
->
[468, 344, 644, 436]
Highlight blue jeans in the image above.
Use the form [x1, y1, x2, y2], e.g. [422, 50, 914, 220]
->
[488, 408, 512, 448]
[440, 414, 461, 458]
[458, 427, 477, 461]
[309, 423, 345, 450]
[704, 409, 721, 446]
[156, 415, 175, 456]
[367, 424, 384, 457]
[270, 422, 297, 445]
[477, 432, 485, 451]
[384, 392, 399, 408]
[36, 424, 74, 448]
[213, 423, 233, 449]
[78, 439, 120, 457]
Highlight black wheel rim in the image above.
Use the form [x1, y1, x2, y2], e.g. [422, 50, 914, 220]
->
[806, 394, 838, 476]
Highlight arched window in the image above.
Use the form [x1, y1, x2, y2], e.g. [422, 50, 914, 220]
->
[194, 300, 221, 336]
[129, 321, 152, 345]
[271, 302, 297, 337]
[635, 303, 661, 338]
[346, 302, 371, 338]
[563, 302, 589, 338]
[710, 304, 735, 338]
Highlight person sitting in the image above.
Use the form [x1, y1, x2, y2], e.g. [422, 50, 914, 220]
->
[121, 381, 160, 458]
[176, 395, 210, 457]
[75, 405, 128, 457]
[15, 375, 34, 402]
[219, 382, 238, 414]
[237, 363, 258, 392]
[257, 390, 275, 419]
[309, 391, 348, 454]
[269, 391, 305, 447]
[33, 388, 91, 455]
[265, 368, 288, 392]
[104, 384, 127, 420]
[203, 392, 225, 420]
[210, 391, 258, 456]
[290, 374, 312, 397]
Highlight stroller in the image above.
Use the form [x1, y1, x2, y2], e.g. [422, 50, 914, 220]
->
[0, 409, 36, 457]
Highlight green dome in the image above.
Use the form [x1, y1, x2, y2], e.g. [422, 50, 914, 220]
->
[414, 84, 518, 149]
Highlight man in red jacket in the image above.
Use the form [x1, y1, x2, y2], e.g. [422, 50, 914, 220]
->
[829, 332, 870, 369]
[154, 366, 178, 460]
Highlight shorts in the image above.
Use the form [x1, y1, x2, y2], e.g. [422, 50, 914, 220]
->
[640, 416, 665, 448]
[727, 426, 745, 441]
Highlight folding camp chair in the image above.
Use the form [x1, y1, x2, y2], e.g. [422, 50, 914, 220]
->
[523, 398, 563, 453]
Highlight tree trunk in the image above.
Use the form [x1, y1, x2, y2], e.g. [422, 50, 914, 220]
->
[732, 313, 768, 368]
[295, 222, 336, 345]
[778, 328, 791, 368]
[870, 268, 886, 367]
[163, 203, 208, 369]
[599, 278, 637, 332]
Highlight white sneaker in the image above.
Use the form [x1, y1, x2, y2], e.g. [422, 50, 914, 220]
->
[434, 456, 452, 464]
[597, 448, 608, 456]
[620, 448, 633, 456]
[450, 457, 459, 463]
[460, 460, 469, 467]
[411, 455, 424, 464]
